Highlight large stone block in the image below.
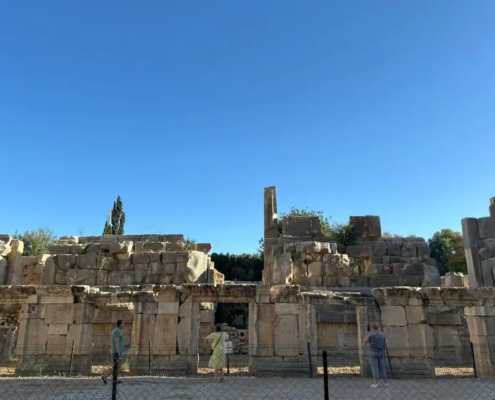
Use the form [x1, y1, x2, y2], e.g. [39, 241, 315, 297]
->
[282, 216, 321, 237]
[426, 307, 463, 325]
[158, 302, 179, 315]
[76, 253, 97, 269]
[346, 246, 373, 257]
[349, 216, 366, 237]
[132, 253, 151, 264]
[274, 314, 299, 356]
[364, 216, 381, 239]
[478, 217, 495, 240]
[382, 326, 409, 355]
[381, 306, 407, 326]
[66, 269, 96, 285]
[272, 253, 292, 284]
[422, 264, 441, 287]
[307, 261, 325, 276]
[294, 241, 321, 254]
[481, 258, 495, 287]
[57, 254, 76, 270]
[45, 304, 74, 325]
[108, 271, 134, 285]
[48, 324, 68, 335]
[405, 306, 426, 324]
[408, 324, 434, 353]
[153, 315, 178, 353]
[109, 241, 133, 254]
[0, 256, 7, 285]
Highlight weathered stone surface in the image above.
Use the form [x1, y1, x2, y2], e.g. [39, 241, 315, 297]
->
[45, 304, 74, 325]
[402, 243, 417, 258]
[349, 216, 366, 237]
[478, 217, 495, 240]
[310, 276, 323, 286]
[108, 271, 134, 285]
[192, 243, 212, 254]
[422, 264, 441, 286]
[346, 246, 373, 257]
[275, 314, 299, 356]
[71, 244, 86, 255]
[323, 276, 339, 287]
[405, 306, 426, 324]
[184, 251, 208, 283]
[364, 216, 381, 239]
[481, 258, 495, 287]
[294, 242, 321, 254]
[282, 216, 321, 237]
[373, 247, 387, 257]
[338, 276, 351, 287]
[162, 252, 188, 263]
[388, 246, 402, 257]
[417, 244, 431, 258]
[0, 257, 7, 285]
[109, 241, 133, 254]
[381, 306, 407, 326]
[272, 253, 292, 285]
[132, 253, 150, 264]
[307, 262, 325, 276]
[66, 269, 96, 285]
[58, 254, 76, 270]
[76, 253, 97, 269]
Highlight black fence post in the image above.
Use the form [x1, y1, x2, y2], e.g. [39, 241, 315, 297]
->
[227, 354, 230, 376]
[323, 351, 329, 400]
[385, 346, 394, 379]
[148, 341, 152, 376]
[68, 341, 75, 377]
[470, 342, 478, 379]
[112, 354, 118, 400]
[307, 342, 313, 378]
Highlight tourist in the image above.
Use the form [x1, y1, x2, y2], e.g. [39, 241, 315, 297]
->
[101, 320, 126, 385]
[364, 324, 389, 388]
[205, 324, 229, 381]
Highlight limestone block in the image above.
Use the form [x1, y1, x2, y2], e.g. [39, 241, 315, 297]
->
[76, 253, 97, 269]
[478, 217, 495, 239]
[466, 316, 491, 336]
[48, 324, 68, 335]
[45, 304, 74, 325]
[7, 239, 23, 285]
[403, 275, 424, 286]
[162, 252, 188, 263]
[275, 303, 299, 315]
[308, 275, 322, 286]
[274, 314, 299, 356]
[364, 216, 381, 239]
[0, 257, 7, 285]
[294, 241, 321, 254]
[408, 324, 434, 353]
[272, 253, 292, 285]
[373, 247, 387, 257]
[402, 263, 424, 276]
[349, 216, 366, 237]
[153, 315, 178, 353]
[426, 307, 463, 325]
[54, 270, 67, 285]
[417, 244, 431, 257]
[110, 241, 133, 254]
[381, 306, 407, 326]
[402, 244, 418, 258]
[346, 246, 373, 257]
[164, 263, 177, 274]
[160, 274, 173, 284]
[132, 253, 150, 264]
[481, 258, 495, 287]
[108, 271, 134, 285]
[405, 306, 426, 324]
[382, 326, 409, 354]
[144, 242, 167, 252]
[465, 306, 495, 317]
[48, 244, 71, 254]
[149, 262, 164, 274]
[282, 216, 321, 236]
[323, 276, 339, 287]
[388, 246, 402, 257]
[352, 275, 369, 287]
[338, 276, 351, 287]
[307, 261, 325, 276]
[66, 269, 96, 285]
[319, 243, 331, 254]
[57, 254, 76, 270]
[139, 302, 158, 315]
[199, 310, 212, 323]
[371, 274, 403, 287]
[422, 264, 441, 286]
[73, 304, 93, 324]
[20, 319, 49, 352]
[70, 244, 86, 255]
[66, 324, 92, 354]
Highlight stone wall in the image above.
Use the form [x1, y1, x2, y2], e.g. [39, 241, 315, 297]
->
[462, 197, 495, 288]
[0, 235, 24, 285]
[262, 186, 440, 288]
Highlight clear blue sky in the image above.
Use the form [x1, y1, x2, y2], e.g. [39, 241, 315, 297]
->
[1, 1, 494, 254]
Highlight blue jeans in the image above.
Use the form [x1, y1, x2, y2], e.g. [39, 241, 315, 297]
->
[369, 355, 387, 383]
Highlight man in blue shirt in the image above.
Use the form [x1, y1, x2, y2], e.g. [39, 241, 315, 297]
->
[102, 320, 125, 385]
[364, 324, 388, 388]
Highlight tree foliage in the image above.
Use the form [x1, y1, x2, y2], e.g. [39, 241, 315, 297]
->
[13, 228, 57, 256]
[428, 229, 467, 275]
[210, 252, 264, 282]
[330, 222, 358, 247]
[103, 196, 126, 235]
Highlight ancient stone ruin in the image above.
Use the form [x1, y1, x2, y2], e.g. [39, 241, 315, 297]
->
[0, 189, 495, 379]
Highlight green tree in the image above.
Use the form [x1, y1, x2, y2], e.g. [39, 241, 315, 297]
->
[211, 253, 264, 282]
[103, 196, 126, 235]
[13, 228, 57, 256]
[428, 229, 467, 275]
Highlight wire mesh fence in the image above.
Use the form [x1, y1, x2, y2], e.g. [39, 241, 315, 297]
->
[1, 345, 495, 399]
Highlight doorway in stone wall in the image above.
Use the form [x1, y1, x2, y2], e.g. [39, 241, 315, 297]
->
[196, 302, 250, 377]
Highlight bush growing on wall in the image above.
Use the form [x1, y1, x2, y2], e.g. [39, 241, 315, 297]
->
[210, 252, 263, 282]
[13, 228, 57, 256]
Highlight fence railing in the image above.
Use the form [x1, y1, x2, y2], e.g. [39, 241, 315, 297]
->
[2, 346, 495, 399]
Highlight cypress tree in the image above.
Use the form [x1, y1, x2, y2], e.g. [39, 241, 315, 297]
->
[103, 196, 126, 235]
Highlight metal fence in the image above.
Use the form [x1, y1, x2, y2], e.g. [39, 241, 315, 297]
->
[1, 346, 495, 399]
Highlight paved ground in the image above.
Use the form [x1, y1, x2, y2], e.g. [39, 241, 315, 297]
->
[1, 376, 495, 400]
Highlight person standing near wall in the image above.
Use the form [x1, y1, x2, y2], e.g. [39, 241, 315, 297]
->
[101, 320, 126, 385]
[206, 325, 229, 382]
[364, 324, 389, 388]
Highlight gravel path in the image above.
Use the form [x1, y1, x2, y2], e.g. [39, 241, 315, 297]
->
[1, 376, 495, 399]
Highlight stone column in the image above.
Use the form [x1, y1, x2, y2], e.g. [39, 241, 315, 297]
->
[263, 187, 278, 284]
[465, 305, 495, 378]
[6, 239, 24, 285]
[177, 297, 199, 374]
[489, 198, 495, 219]
[462, 218, 483, 288]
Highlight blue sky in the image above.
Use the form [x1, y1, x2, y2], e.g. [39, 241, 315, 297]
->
[1, 1, 494, 254]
